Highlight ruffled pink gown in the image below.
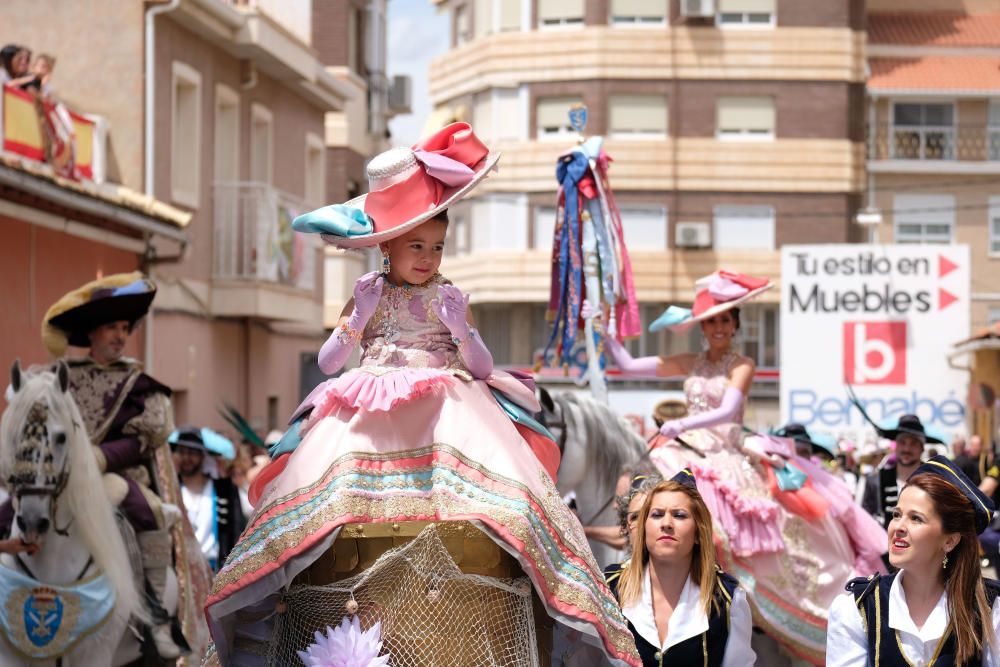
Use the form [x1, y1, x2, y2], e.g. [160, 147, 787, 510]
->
[204, 275, 640, 666]
[649, 351, 886, 666]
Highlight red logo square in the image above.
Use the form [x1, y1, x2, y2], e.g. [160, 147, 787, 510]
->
[844, 322, 907, 385]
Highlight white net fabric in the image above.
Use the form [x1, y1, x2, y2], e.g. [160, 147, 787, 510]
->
[268, 523, 539, 667]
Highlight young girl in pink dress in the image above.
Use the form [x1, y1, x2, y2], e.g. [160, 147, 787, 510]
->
[203, 123, 640, 666]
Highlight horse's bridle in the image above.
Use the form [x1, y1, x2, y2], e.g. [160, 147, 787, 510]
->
[9, 425, 75, 538]
[12, 456, 70, 504]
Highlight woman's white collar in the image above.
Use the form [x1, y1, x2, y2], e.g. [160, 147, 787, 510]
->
[622, 567, 709, 650]
[889, 571, 948, 642]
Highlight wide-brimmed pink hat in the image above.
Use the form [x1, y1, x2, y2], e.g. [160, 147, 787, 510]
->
[649, 270, 773, 333]
[292, 122, 499, 249]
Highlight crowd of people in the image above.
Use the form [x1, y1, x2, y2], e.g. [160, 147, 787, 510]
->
[2, 119, 999, 666]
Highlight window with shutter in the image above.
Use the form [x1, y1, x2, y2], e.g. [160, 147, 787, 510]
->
[536, 97, 582, 139]
[717, 0, 775, 26]
[609, 95, 667, 137]
[611, 0, 667, 25]
[538, 0, 584, 27]
[716, 96, 775, 139]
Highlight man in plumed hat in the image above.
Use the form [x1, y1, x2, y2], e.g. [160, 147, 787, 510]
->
[7, 272, 210, 659]
[860, 413, 943, 530]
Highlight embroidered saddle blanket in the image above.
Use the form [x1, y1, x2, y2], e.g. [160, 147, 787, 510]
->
[0, 565, 115, 660]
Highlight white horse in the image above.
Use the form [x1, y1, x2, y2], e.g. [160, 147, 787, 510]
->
[538, 389, 650, 568]
[0, 361, 152, 666]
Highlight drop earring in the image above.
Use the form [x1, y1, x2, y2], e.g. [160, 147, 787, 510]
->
[942, 553, 949, 569]
[381, 252, 390, 275]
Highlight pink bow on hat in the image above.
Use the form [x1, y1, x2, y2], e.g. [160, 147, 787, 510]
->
[363, 123, 489, 235]
[697, 270, 770, 304]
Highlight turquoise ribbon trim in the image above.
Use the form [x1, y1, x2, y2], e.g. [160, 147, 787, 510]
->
[490, 389, 555, 441]
[292, 204, 374, 238]
[774, 462, 808, 492]
[649, 305, 692, 332]
[269, 416, 306, 458]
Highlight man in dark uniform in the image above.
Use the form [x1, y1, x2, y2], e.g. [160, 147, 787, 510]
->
[860, 414, 941, 529]
[170, 426, 247, 571]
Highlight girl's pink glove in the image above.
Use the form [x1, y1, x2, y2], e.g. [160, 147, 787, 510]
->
[432, 284, 493, 379]
[352, 271, 384, 321]
[431, 284, 469, 333]
[318, 272, 383, 375]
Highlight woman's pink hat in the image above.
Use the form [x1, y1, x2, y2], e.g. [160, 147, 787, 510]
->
[293, 122, 499, 249]
[649, 270, 774, 333]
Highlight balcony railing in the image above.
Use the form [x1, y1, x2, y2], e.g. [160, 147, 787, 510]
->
[868, 122, 1000, 162]
[1, 83, 106, 182]
[213, 182, 316, 291]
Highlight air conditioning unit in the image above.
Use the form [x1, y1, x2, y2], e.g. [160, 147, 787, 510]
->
[675, 222, 711, 249]
[388, 75, 412, 115]
[680, 0, 715, 18]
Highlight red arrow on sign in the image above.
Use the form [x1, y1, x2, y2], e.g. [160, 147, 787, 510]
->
[939, 288, 959, 310]
[939, 255, 958, 278]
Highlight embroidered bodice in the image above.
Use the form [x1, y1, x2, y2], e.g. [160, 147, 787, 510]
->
[361, 273, 465, 373]
[683, 351, 743, 421]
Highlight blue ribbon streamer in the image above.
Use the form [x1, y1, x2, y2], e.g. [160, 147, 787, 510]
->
[543, 151, 589, 369]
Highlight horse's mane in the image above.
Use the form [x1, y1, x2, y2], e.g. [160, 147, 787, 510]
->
[0, 368, 146, 623]
[553, 392, 647, 493]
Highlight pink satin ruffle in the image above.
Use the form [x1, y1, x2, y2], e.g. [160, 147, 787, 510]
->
[688, 462, 786, 557]
[305, 368, 457, 426]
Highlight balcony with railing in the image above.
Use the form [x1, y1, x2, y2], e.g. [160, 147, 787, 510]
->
[868, 122, 1000, 172]
[212, 182, 321, 323]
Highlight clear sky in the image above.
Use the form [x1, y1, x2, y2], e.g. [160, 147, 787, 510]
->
[387, 0, 449, 147]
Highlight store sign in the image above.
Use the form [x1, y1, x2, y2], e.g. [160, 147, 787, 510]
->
[780, 245, 969, 434]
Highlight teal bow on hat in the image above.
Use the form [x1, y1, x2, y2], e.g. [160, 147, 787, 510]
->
[649, 306, 692, 332]
[292, 204, 374, 238]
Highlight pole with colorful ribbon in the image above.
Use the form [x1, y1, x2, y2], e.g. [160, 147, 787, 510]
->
[540, 104, 640, 402]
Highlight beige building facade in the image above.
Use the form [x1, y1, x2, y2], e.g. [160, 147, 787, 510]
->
[0, 0, 351, 432]
[866, 0, 1000, 331]
[429, 0, 867, 428]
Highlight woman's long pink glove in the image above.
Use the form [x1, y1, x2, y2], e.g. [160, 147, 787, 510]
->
[604, 336, 660, 377]
[318, 272, 383, 375]
[659, 387, 744, 439]
[432, 284, 493, 379]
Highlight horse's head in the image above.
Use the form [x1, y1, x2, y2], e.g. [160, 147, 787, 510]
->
[2, 361, 75, 544]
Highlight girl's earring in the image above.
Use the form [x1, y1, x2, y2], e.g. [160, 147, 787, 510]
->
[382, 253, 390, 275]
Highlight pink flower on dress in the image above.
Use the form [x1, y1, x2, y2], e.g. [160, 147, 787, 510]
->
[297, 616, 391, 667]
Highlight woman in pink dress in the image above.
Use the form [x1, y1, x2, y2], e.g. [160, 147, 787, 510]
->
[602, 271, 886, 666]
[204, 123, 640, 666]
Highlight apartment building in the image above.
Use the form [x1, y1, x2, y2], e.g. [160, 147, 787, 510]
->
[866, 0, 1000, 330]
[428, 0, 866, 426]
[0, 0, 350, 431]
